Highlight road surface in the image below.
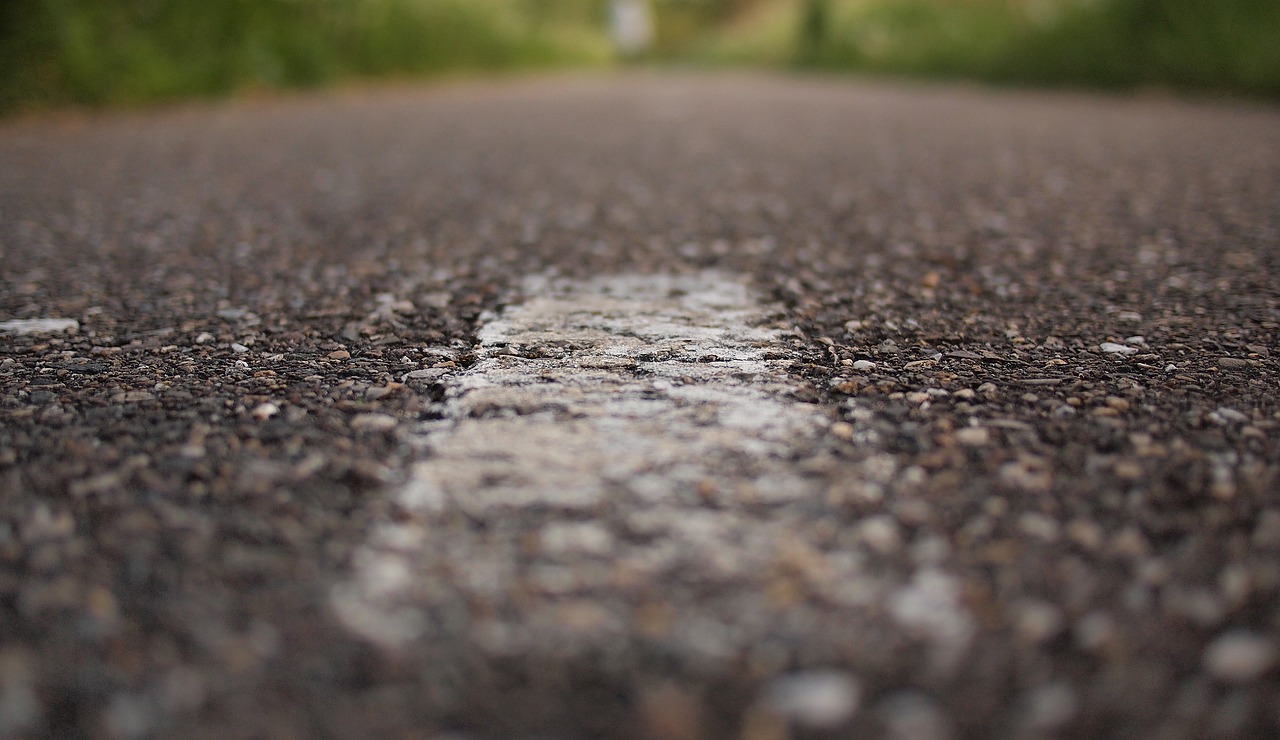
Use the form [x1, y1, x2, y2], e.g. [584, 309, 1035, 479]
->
[1, 74, 1279, 738]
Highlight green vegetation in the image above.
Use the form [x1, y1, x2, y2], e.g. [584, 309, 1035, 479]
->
[2, 0, 1277, 112]
[994, 0, 1280, 94]
[676, 0, 1280, 98]
[0, 0, 611, 111]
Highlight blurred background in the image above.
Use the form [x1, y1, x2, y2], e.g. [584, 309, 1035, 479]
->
[1, 0, 1277, 112]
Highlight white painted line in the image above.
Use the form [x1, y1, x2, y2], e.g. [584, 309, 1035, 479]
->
[0, 318, 79, 335]
[332, 272, 840, 647]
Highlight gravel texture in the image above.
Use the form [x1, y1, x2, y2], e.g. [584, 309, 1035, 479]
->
[1, 74, 1279, 738]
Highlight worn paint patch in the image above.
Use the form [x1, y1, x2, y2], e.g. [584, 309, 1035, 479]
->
[332, 273, 844, 647]
[0, 318, 78, 335]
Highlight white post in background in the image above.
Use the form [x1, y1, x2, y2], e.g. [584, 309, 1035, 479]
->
[610, 0, 654, 58]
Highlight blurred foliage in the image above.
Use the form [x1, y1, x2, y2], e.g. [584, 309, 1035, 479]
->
[994, 0, 1280, 94]
[2, 0, 1277, 111]
[678, 0, 1280, 98]
[0, 0, 611, 111]
[647, 0, 762, 51]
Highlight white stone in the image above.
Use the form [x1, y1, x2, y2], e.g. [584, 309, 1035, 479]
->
[857, 516, 902, 553]
[1100, 342, 1139, 355]
[1203, 631, 1277, 683]
[350, 414, 398, 433]
[539, 522, 614, 556]
[766, 671, 861, 729]
[889, 568, 974, 656]
[955, 427, 990, 446]
[251, 403, 279, 421]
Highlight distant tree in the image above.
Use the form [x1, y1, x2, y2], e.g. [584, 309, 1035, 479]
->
[799, 0, 829, 64]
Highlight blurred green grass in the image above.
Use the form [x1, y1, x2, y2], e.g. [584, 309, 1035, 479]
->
[0, 0, 612, 111]
[686, 0, 1280, 98]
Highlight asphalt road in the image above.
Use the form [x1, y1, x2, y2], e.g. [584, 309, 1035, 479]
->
[1, 74, 1279, 739]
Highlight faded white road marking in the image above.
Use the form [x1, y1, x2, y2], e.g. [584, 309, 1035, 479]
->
[332, 273, 972, 665]
[0, 318, 78, 335]
[404, 273, 828, 515]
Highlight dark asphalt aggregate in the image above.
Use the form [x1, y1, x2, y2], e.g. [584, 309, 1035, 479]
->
[1, 74, 1279, 738]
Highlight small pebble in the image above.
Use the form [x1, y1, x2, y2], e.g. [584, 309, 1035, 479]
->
[1015, 600, 1064, 643]
[851, 360, 876, 371]
[1017, 512, 1060, 541]
[539, 522, 613, 556]
[230, 343, 250, 354]
[0, 649, 40, 734]
[829, 422, 854, 441]
[1217, 357, 1249, 370]
[955, 427, 990, 446]
[105, 693, 152, 739]
[1203, 631, 1276, 683]
[1112, 459, 1143, 481]
[639, 684, 702, 740]
[1105, 396, 1131, 412]
[889, 569, 971, 646]
[857, 516, 901, 554]
[1020, 683, 1078, 732]
[1252, 510, 1280, 548]
[365, 384, 403, 401]
[1109, 528, 1150, 559]
[1066, 518, 1104, 550]
[350, 413, 398, 432]
[1100, 342, 1138, 356]
[1074, 611, 1115, 652]
[250, 403, 279, 421]
[877, 692, 954, 740]
[766, 670, 861, 729]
